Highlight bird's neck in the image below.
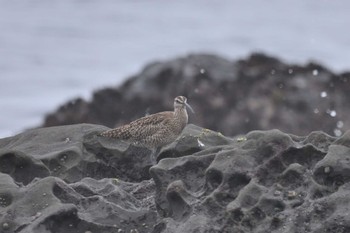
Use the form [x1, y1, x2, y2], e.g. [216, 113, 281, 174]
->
[174, 106, 188, 126]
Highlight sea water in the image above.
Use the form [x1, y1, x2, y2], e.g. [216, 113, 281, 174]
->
[0, 0, 349, 137]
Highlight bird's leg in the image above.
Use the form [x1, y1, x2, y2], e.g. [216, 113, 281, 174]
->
[151, 147, 161, 164]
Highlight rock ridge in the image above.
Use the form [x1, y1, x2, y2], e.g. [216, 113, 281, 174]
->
[0, 124, 350, 232]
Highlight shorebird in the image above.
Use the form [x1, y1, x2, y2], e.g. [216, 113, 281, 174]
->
[100, 96, 194, 157]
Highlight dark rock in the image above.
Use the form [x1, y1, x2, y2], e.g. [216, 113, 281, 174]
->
[1, 124, 350, 232]
[0, 124, 158, 233]
[149, 126, 350, 233]
[0, 175, 156, 233]
[42, 53, 350, 137]
[0, 124, 154, 183]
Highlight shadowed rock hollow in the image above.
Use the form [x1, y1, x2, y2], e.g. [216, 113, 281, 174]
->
[42, 53, 350, 137]
[1, 124, 350, 232]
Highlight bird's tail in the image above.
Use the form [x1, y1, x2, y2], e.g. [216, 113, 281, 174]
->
[99, 129, 117, 138]
[99, 127, 132, 140]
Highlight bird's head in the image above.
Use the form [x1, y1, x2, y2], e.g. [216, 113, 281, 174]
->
[174, 96, 194, 113]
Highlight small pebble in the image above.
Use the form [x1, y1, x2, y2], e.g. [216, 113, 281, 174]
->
[197, 139, 205, 147]
[112, 178, 119, 185]
[2, 222, 9, 230]
[236, 136, 247, 142]
[274, 190, 282, 196]
[287, 191, 297, 199]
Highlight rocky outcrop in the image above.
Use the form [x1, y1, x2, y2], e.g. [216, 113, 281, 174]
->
[42, 53, 350, 136]
[0, 124, 157, 233]
[1, 124, 350, 232]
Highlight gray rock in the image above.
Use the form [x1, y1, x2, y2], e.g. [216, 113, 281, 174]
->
[0, 124, 154, 183]
[0, 124, 158, 233]
[1, 124, 350, 232]
[150, 127, 350, 233]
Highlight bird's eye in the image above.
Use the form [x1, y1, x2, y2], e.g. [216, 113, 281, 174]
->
[175, 96, 186, 104]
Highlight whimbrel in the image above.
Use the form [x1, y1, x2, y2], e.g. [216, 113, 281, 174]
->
[100, 96, 194, 156]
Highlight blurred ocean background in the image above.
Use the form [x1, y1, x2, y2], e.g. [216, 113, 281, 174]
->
[1, 0, 349, 138]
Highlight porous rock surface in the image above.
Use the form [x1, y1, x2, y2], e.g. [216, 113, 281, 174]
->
[42, 53, 350, 136]
[1, 124, 350, 232]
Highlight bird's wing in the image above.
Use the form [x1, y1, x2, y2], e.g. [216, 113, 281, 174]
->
[126, 112, 173, 139]
[128, 111, 173, 127]
[100, 112, 173, 140]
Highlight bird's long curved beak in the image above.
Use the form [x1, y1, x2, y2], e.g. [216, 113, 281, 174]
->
[185, 102, 195, 114]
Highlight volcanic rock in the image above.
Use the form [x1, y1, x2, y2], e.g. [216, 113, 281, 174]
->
[1, 124, 350, 232]
[42, 53, 350, 137]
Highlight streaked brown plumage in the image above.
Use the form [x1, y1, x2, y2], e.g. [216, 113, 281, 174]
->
[100, 96, 193, 149]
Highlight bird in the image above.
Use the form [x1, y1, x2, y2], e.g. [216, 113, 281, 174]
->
[99, 96, 194, 157]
